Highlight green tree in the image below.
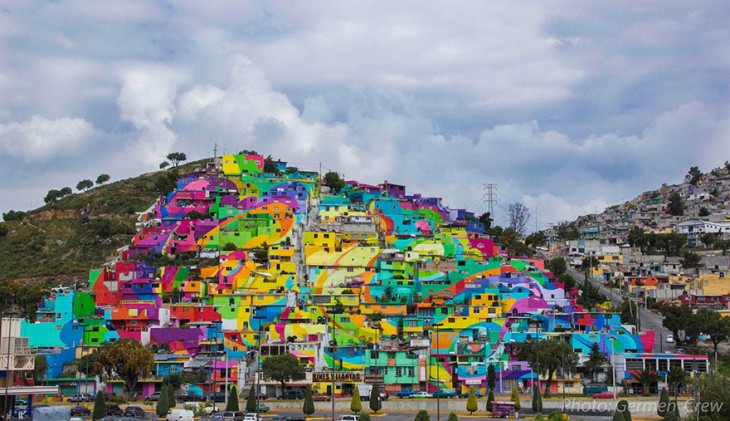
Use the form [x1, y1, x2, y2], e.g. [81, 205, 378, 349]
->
[486, 389, 495, 412]
[627, 226, 645, 249]
[44, 189, 63, 203]
[584, 342, 607, 381]
[166, 152, 187, 167]
[414, 409, 430, 421]
[156, 384, 171, 417]
[621, 300, 639, 326]
[323, 171, 346, 193]
[700, 207, 711, 217]
[487, 363, 496, 391]
[466, 386, 477, 414]
[160, 161, 170, 170]
[167, 381, 176, 408]
[447, 413, 458, 421]
[303, 386, 315, 416]
[660, 305, 693, 345]
[612, 411, 625, 421]
[667, 366, 686, 396]
[519, 338, 578, 397]
[689, 374, 730, 421]
[226, 385, 239, 411]
[2, 210, 26, 221]
[510, 386, 521, 411]
[351, 385, 362, 413]
[245, 387, 256, 412]
[687, 166, 703, 185]
[369, 383, 382, 413]
[531, 382, 543, 413]
[59, 187, 72, 196]
[92, 390, 107, 420]
[33, 354, 48, 383]
[701, 232, 717, 247]
[666, 192, 684, 216]
[76, 179, 94, 191]
[617, 399, 632, 421]
[263, 155, 279, 174]
[658, 387, 670, 417]
[693, 308, 730, 356]
[547, 257, 568, 278]
[477, 212, 493, 230]
[534, 415, 545, 421]
[681, 250, 702, 268]
[96, 174, 111, 185]
[95, 338, 154, 400]
[631, 368, 658, 396]
[261, 354, 306, 391]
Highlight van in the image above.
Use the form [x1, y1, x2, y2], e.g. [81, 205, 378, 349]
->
[167, 409, 195, 421]
[583, 384, 608, 395]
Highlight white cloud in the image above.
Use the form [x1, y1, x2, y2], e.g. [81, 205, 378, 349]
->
[0, 116, 95, 162]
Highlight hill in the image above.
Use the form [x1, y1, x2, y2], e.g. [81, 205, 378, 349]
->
[0, 159, 210, 284]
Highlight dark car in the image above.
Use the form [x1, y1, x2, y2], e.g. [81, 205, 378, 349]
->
[256, 392, 269, 400]
[70, 405, 92, 416]
[123, 405, 147, 418]
[68, 393, 93, 402]
[277, 390, 304, 400]
[208, 391, 226, 402]
[458, 390, 483, 398]
[432, 390, 457, 399]
[178, 392, 205, 402]
[107, 404, 124, 416]
[396, 390, 418, 398]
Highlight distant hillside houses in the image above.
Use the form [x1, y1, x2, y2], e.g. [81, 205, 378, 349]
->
[8, 152, 707, 402]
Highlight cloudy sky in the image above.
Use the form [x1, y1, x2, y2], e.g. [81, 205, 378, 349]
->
[1, 1, 729, 228]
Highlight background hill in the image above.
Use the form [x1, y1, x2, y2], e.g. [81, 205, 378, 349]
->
[0, 159, 209, 285]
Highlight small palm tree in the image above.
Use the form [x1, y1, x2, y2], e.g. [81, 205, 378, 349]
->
[631, 368, 659, 396]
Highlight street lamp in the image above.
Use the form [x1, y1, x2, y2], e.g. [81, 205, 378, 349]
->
[253, 308, 266, 416]
[609, 336, 618, 406]
[329, 289, 336, 421]
[433, 322, 443, 421]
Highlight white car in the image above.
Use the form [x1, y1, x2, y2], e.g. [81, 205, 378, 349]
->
[340, 416, 359, 421]
[409, 391, 432, 398]
[244, 414, 262, 421]
[666, 334, 674, 343]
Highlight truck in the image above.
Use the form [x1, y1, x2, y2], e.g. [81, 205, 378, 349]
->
[356, 384, 388, 401]
[32, 406, 71, 421]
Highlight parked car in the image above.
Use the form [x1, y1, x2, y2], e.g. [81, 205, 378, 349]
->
[144, 392, 161, 402]
[256, 403, 269, 413]
[458, 390, 483, 398]
[409, 391, 432, 399]
[583, 384, 608, 395]
[70, 405, 91, 416]
[167, 409, 195, 421]
[100, 416, 123, 421]
[277, 390, 304, 399]
[178, 392, 205, 402]
[14, 396, 27, 405]
[666, 334, 675, 343]
[244, 414, 262, 421]
[220, 411, 245, 421]
[396, 390, 419, 398]
[256, 392, 269, 400]
[675, 347, 686, 354]
[123, 405, 147, 418]
[593, 391, 617, 399]
[68, 393, 93, 402]
[340, 415, 359, 421]
[312, 392, 331, 401]
[208, 391, 227, 402]
[107, 404, 124, 416]
[432, 390, 457, 399]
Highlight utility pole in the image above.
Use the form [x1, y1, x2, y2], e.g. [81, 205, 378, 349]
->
[483, 184, 497, 222]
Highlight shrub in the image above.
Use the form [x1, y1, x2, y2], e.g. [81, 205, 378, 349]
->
[245, 387, 256, 412]
[617, 399, 632, 421]
[226, 385, 239, 412]
[466, 386, 477, 414]
[92, 392, 107, 420]
[359, 414, 372, 421]
[415, 410, 430, 421]
[156, 384, 170, 417]
[350, 386, 362, 413]
[447, 413, 458, 421]
[510, 386, 521, 411]
[486, 390, 495, 412]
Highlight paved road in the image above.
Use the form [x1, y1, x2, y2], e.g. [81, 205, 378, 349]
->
[268, 409, 618, 421]
[567, 267, 674, 353]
